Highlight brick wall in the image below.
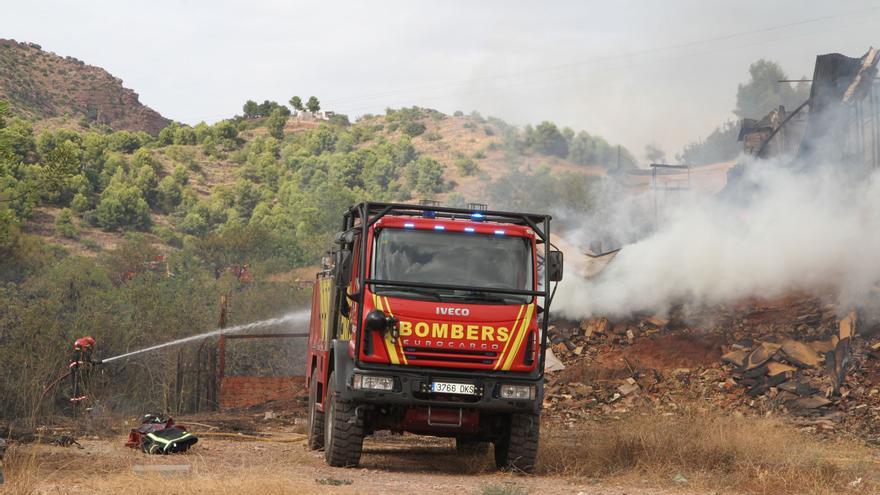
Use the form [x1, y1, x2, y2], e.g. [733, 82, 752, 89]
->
[219, 375, 305, 410]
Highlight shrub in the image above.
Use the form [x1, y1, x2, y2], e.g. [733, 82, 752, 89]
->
[455, 157, 479, 176]
[172, 164, 189, 185]
[423, 131, 441, 142]
[152, 225, 183, 248]
[402, 121, 426, 137]
[70, 192, 91, 214]
[54, 208, 79, 238]
[473, 150, 486, 159]
[82, 238, 101, 251]
[329, 114, 350, 126]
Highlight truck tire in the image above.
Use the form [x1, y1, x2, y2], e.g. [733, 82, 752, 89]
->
[455, 437, 489, 455]
[307, 372, 324, 450]
[494, 413, 540, 473]
[324, 371, 364, 467]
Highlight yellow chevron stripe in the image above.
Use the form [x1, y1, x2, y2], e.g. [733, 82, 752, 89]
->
[502, 304, 535, 370]
[373, 294, 400, 365]
[383, 296, 407, 364]
[494, 305, 524, 370]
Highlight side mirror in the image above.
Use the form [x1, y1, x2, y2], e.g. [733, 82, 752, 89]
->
[334, 229, 356, 246]
[548, 250, 564, 282]
[334, 249, 353, 286]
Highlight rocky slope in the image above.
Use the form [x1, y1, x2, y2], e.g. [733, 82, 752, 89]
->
[0, 39, 169, 134]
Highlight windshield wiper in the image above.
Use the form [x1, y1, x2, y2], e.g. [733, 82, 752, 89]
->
[375, 287, 442, 301]
[446, 291, 514, 303]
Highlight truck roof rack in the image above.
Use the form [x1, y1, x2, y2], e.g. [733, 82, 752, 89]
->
[344, 202, 552, 242]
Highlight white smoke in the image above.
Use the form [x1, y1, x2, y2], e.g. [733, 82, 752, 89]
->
[554, 157, 880, 319]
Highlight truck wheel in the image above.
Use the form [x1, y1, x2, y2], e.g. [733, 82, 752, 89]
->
[494, 413, 540, 473]
[323, 371, 364, 467]
[455, 437, 489, 455]
[307, 372, 324, 450]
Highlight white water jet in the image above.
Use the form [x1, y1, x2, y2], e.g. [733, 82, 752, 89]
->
[101, 309, 311, 363]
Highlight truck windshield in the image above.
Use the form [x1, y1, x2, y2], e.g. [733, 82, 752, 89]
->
[372, 228, 533, 304]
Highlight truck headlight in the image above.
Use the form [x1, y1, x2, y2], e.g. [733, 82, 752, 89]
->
[352, 374, 394, 391]
[499, 384, 535, 400]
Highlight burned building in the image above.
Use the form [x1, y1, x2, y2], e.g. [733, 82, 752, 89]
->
[739, 47, 880, 170]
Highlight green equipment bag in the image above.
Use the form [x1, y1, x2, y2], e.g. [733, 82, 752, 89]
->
[140, 427, 198, 454]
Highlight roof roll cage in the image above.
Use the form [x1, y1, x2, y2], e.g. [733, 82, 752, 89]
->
[345, 202, 552, 243]
[335, 202, 555, 377]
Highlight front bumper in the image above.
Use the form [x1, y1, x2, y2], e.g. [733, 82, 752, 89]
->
[339, 367, 544, 414]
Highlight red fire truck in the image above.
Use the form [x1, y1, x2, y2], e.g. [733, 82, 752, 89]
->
[305, 202, 563, 472]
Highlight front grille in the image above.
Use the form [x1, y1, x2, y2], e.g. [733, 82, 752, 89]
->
[403, 347, 497, 365]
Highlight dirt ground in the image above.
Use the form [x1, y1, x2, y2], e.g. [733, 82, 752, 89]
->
[7, 424, 698, 495]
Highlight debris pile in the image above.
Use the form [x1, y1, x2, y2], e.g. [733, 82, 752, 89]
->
[545, 296, 880, 440]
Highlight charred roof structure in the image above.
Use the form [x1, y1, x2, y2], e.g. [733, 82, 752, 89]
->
[741, 47, 880, 171]
[798, 47, 879, 169]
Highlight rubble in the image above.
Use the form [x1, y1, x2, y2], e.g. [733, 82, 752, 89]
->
[543, 295, 880, 441]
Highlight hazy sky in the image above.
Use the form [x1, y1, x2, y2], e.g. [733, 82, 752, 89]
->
[6, 0, 880, 160]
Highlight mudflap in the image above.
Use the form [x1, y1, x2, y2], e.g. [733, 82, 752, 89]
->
[332, 339, 355, 401]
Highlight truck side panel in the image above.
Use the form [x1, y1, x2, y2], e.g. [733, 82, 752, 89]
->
[306, 273, 351, 410]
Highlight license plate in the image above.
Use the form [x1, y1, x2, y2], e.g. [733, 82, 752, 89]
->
[431, 381, 476, 395]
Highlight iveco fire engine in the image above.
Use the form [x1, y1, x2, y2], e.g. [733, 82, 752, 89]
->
[305, 202, 563, 472]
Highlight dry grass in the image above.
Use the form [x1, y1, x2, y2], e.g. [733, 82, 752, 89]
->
[2, 444, 41, 495]
[538, 411, 878, 494]
[5, 411, 879, 494]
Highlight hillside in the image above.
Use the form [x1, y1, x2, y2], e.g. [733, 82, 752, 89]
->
[7, 109, 624, 260]
[0, 41, 637, 272]
[0, 39, 169, 134]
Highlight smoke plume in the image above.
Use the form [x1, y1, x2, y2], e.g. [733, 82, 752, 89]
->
[554, 157, 880, 319]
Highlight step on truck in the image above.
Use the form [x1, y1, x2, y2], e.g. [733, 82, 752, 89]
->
[305, 202, 563, 472]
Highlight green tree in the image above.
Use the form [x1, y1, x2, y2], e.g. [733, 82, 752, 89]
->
[71, 192, 91, 213]
[531, 121, 568, 157]
[157, 176, 183, 213]
[406, 157, 447, 195]
[289, 96, 303, 112]
[95, 180, 151, 231]
[266, 107, 288, 140]
[134, 165, 159, 207]
[173, 126, 197, 145]
[0, 117, 37, 162]
[234, 179, 261, 220]
[158, 122, 178, 145]
[131, 148, 158, 174]
[243, 100, 259, 118]
[179, 211, 208, 236]
[54, 208, 79, 238]
[306, 96, 320, 114]
[735, 60, 808, 118]
[108, 131, 142, 153]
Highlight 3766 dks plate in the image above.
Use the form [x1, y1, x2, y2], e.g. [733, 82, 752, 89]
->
[431, 381, 477, 395]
